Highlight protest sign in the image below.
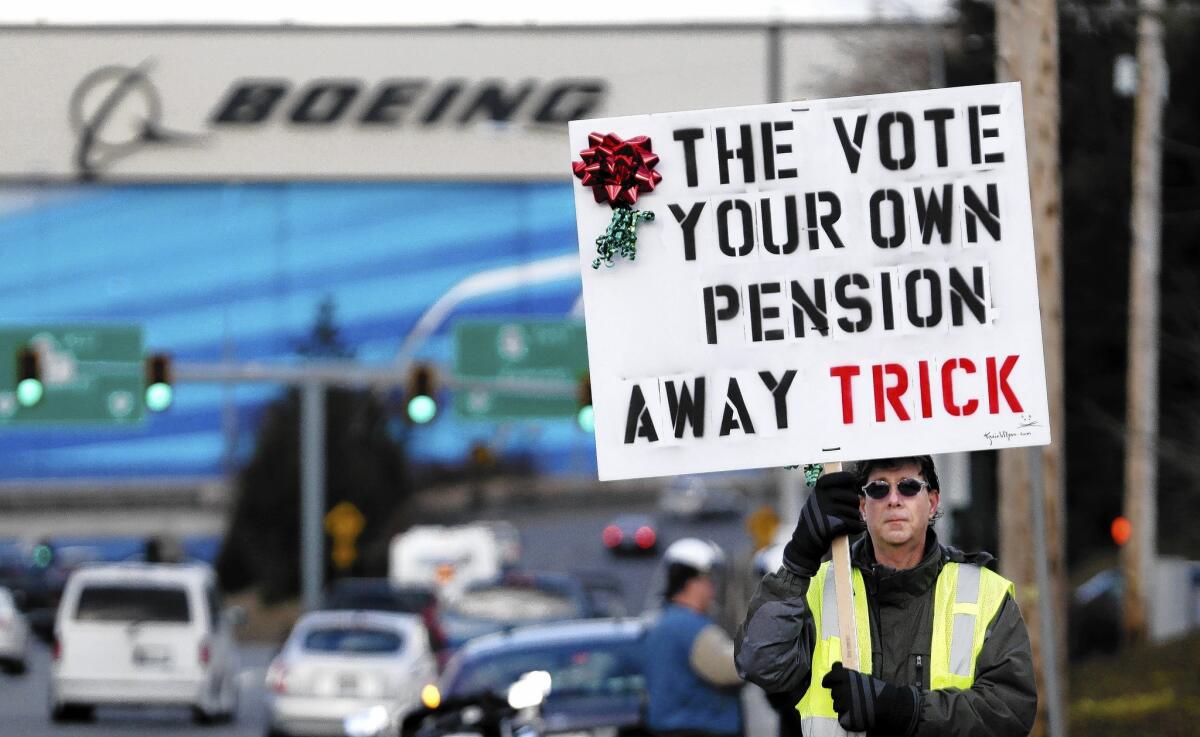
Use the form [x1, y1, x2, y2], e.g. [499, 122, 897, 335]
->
[570, 83, 1051, 481]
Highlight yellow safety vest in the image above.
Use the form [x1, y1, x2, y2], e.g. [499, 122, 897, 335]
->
[796, 560, 1014, 737]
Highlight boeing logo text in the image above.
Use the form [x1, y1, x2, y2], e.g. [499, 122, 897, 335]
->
[210, 78, 607, 127]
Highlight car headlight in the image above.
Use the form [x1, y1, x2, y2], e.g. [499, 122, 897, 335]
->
[507, 670, 552, 710]
[344, 704, 390, 737]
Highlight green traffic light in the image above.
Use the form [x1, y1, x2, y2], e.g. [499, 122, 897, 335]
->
[16, 378, 43, 407]
[577, 405, 595, 433]
[145, 382, 173, 412]
[407, 394, 437, 424]
[32, 544, 53, 568]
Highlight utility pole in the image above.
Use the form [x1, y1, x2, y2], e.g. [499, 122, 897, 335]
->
[1122, 0, 1167, 645]
[995, 1, 1067, 735]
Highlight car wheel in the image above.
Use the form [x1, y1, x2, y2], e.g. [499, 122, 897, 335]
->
[51, 703, 94, 722]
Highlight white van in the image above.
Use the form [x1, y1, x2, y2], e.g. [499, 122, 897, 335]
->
[50, 563, 240, 723]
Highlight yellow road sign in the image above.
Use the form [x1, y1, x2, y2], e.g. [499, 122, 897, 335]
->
[325, 501, 365, 570]
[746, 505, 780, 549]
[325, 501, 365, 538]
[332, 542, 357, 570]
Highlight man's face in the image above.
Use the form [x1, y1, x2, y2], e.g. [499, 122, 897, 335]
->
[859, 462, 940, 551]
[687, 573, 716, 611]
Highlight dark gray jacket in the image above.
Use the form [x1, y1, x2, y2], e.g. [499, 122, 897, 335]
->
[735, 532, 1037, 737]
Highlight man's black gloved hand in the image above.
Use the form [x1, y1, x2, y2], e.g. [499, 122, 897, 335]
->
[782, 471, 867, 572]
[821, 662, 919, 736]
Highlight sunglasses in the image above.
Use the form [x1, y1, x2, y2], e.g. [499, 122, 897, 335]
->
[861, 477, 930, 500]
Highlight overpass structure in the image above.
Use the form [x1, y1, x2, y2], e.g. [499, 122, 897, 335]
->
[0, 478, 230, 541]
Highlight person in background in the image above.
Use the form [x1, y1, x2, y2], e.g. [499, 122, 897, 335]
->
[644, 538, 743, 737]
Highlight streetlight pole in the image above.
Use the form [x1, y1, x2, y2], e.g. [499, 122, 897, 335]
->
[300, 381, 326, 612]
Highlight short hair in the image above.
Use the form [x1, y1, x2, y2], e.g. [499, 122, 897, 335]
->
[665, 562, 703, 600]
[852, 455, 943, 526]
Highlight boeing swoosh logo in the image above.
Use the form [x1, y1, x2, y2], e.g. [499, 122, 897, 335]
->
[69, 62, 205, 180]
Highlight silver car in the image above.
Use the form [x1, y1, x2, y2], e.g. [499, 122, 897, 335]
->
[0, 586, 30, 674]
[266, 610, 437, 737]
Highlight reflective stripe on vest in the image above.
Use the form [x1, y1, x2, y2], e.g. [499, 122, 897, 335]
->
[797, 559, 1014, 734]
[800, 716, 852, 737]
[930, 561, 1016, 690]
[796, 562, 872, 732]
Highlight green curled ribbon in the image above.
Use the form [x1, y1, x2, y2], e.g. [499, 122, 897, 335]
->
[784, 463, 825, 486]
[592, 206, 655, 269]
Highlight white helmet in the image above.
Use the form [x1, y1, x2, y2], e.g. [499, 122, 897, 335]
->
[663, 538, 725, 573]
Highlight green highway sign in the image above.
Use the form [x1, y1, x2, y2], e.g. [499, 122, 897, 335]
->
[0, 325, 145, 425]
[454, 319, 588, 420]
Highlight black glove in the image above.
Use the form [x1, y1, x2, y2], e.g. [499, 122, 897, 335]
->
[782, 471, 867, 572]
[821, 662, 919, 736]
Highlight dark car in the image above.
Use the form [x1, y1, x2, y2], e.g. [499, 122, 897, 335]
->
[0, 543, 91, 643]
[0, 545, 30, 607]
[322, 577, 449, 661]
[439, 571, 608, 651]
[601, 515, 658, 556]
[1069, 568, 1123, 659]
[438, 618, 650, 737]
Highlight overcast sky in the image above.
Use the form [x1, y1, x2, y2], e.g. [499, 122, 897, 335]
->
[0, 0, 948, 26]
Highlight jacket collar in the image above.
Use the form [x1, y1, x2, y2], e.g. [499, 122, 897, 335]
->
[851, 530, 944, 605]
[849, 530, 997, 604]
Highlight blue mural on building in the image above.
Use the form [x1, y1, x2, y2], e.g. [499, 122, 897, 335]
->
[0, 182, 597, 479]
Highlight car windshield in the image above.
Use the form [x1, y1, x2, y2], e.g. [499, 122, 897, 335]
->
[303, 626, 403, 654]
[452, 640, 644, 700]
[74, 585, 191, 623]
[446, 586, 577, 623]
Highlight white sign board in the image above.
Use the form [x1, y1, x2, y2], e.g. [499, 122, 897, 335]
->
[571, 83, 1051, 481]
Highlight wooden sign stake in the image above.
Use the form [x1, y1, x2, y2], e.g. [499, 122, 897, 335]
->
[824, 461, 858, 670]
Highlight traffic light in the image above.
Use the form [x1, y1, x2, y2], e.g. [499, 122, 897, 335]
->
[32, 542, 53, 568]
[405, 362, 438, 424]
[16, 344, 43, 407]
[144, 353, 173, 412]
[577, 372, 594, 432]
[1111, 516, 1132, 547]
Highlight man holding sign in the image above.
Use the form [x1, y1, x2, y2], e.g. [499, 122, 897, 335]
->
[734, 456, 1036, 737]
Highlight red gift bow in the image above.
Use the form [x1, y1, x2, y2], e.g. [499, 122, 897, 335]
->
[572, 132, 663, 207]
